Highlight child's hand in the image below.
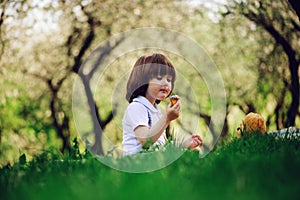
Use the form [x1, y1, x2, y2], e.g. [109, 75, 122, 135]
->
[183, 134, 203, 150]
[165, 100, 180, 122]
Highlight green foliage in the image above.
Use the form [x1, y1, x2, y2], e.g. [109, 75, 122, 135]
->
[1, 132, 300, 200]
[18, 153, 26, 166]
[1, 0, 299, 179]
[0, 93, 59, 166]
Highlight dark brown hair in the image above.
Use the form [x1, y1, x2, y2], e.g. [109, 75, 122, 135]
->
[126, 53, 176, 103]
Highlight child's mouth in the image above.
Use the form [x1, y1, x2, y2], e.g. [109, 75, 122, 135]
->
[160, 89, 168, 93]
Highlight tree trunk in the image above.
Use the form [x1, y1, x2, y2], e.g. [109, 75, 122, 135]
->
[288, 0, 300, 20]
[49, 91, 71, 153]
[79, 72, 104, 155]
[286, 57, 299, 127]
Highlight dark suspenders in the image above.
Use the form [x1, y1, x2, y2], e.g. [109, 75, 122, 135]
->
[146, 108, 152, 127]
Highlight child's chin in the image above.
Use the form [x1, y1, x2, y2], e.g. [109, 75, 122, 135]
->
[157, 95, 167, 100]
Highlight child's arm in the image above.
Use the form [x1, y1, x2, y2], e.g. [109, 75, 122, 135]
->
[134, 101, 180, 146]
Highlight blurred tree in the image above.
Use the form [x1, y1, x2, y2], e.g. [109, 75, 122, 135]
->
[288, 0, 300, 20]
[223, 0, 299, 128]
[0, 0, 195, 159]
[0, 0, 6, 60]
[0, 0, 58, 164]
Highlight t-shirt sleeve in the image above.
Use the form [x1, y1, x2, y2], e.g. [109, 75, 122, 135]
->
[126, 102, 149, 130]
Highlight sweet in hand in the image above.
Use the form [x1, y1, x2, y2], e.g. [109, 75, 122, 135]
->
[170, 94, 180, 106]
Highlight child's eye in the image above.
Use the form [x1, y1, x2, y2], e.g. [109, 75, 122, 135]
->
[167, 78, 172, 82]
[156, 76, 162, 80]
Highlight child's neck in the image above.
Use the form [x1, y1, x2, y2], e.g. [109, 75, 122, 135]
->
[145, 94, 156, 105]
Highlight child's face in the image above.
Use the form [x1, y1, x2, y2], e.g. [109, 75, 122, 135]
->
[146, 74, 173, 103]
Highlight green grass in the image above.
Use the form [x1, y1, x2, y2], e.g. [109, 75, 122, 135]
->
[1, 132, 300, 200]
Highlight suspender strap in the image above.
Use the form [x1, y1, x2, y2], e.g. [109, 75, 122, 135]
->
[146, 108, 152, 127]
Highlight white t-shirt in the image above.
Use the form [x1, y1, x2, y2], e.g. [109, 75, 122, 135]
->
[122, 96, 166, 156]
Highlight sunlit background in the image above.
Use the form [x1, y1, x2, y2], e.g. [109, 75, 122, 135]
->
[0, 0, 299, 166]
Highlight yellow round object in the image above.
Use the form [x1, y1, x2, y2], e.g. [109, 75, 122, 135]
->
[237, 112, 266, 138]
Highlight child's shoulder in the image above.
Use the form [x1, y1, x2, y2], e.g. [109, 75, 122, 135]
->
[127, 101, 147, 110]
[124, 102, 149, 118]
